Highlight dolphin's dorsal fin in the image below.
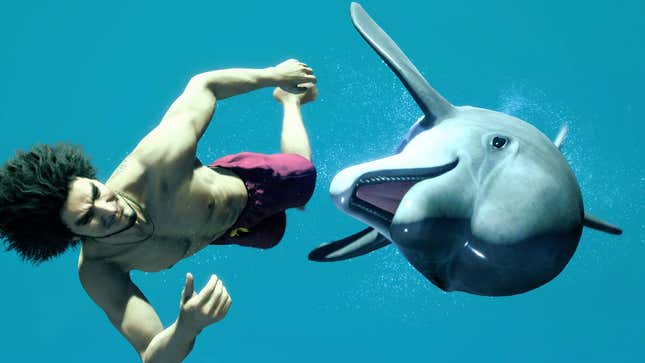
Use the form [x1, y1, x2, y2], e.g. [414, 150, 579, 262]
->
[583, 212, 623, 235]
[309, 227, 391, 262]
[553, 124, 569, 150]
[350, 2, 454, 125]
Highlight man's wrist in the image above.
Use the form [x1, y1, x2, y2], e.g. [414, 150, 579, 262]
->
[174, 317, 202, 339]
[262, 66, 282, 86]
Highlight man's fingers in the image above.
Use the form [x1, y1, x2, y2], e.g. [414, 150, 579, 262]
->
[223, 293, 232, 315]
[194, 274, 218, 305]
[214, 294, 232, 320]
[294, 74, 316, 85]
[204, 279, 225, 313]
[297, 82, 316, 90]
[181, 273, 195, 303]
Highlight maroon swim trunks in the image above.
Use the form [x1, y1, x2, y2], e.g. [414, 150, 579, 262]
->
[209, 152, 316, 249]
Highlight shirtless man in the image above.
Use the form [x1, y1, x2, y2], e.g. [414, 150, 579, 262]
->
[0, 59, 317, 363]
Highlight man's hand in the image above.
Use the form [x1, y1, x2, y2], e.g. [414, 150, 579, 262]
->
[273, 84, 318, 106]
[177, 273, 232, 334]
[272, 59, 317, 94]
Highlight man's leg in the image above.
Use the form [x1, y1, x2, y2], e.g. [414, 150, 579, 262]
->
[273, 85, 317, 161]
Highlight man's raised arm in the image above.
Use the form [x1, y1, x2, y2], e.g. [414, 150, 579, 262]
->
[160, 59, 315, 142]
[131, 59, 315, 170]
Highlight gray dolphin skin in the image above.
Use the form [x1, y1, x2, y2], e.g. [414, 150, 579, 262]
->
[308, 2, 623, 296]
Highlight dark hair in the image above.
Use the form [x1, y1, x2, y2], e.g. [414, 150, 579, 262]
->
[0, 143, 97, 263]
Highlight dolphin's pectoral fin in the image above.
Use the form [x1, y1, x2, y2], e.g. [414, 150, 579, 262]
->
[350, 2, 454, 124]
[308, 227, 391, 262]
[583, 212, 623, 235]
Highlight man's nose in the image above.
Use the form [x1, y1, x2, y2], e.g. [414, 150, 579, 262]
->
[95, 199, 117, 214]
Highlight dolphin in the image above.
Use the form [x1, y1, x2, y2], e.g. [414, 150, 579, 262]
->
[309, 2, 622, 296]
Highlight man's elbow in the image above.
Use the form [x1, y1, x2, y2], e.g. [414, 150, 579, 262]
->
[182, 75, 217, 106]
[187, 74, 206, 89]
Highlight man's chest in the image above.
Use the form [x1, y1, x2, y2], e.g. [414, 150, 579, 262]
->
[120, 236, 194, 272]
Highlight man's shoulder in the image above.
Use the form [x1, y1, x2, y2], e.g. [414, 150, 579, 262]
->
[77, 246, 118, 284]
[78, 241, 126, 270]
[106, 155, 148, 190]
[115, 134, 197, 182]
[76, 247, 136, 311]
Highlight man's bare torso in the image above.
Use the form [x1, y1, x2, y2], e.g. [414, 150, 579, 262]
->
[81, 158, 247, 272]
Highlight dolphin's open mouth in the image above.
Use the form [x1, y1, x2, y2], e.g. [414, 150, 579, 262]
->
[350, 159, 459, 223]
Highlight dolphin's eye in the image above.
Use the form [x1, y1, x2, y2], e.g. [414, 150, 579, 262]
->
[491, 136, 508, 149]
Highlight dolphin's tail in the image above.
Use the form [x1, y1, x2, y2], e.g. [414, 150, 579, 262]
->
[350, 2, 455, 125]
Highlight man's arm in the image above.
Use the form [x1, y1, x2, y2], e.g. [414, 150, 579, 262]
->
[131, 59, 315, 171]
[79, 259, 231, 363]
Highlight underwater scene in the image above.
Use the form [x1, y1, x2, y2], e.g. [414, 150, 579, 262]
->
[1, 1, 643, 362]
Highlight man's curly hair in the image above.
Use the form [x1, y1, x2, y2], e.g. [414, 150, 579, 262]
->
[0, 144, 97, 263]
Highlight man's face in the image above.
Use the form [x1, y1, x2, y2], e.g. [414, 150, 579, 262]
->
[60, 177, 137, 239]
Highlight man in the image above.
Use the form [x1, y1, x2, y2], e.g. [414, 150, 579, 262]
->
[0, 59, 317, 362]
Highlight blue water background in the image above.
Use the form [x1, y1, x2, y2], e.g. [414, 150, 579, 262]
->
[1, 0, 643, 362]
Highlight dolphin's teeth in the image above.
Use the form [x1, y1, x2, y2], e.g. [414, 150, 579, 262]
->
[358, 175, 429, 184]
[352, 201, 392, 223]
[358, 173, 432, 186]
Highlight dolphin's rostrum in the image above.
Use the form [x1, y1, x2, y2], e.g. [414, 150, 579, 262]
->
[309, 2, 622, 296]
